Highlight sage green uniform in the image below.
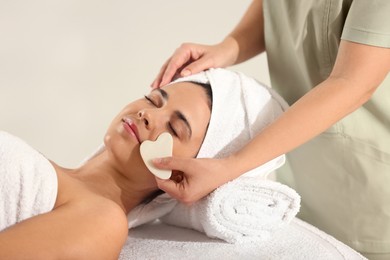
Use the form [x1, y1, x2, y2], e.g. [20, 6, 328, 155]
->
[263, 0, 390, 258]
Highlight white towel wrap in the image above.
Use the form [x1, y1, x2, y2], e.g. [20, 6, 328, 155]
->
[0, 131, 58, 231]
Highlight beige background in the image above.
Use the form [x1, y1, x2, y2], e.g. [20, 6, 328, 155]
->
[0, 0, 270, 167]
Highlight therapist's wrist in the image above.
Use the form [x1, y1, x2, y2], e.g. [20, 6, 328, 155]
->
[219, 36, 240, 66]
[222, 154, 246, 181]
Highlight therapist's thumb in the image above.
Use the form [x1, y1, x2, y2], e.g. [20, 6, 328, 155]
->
[152, 156, 190, 172]
[152, 157, 195, 201]
[154, 176, 187, 202]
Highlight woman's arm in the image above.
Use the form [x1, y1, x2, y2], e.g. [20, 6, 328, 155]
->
[0, 199, 128, 260]
[154, 40, 390, 203]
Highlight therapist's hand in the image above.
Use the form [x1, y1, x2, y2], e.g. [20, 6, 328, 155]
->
[152, 156, 236, 204]
[151, 37, 239, 88]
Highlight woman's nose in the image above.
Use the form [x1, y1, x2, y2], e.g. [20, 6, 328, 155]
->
[137, 109, 168, 133]
[137, 110, 151, 130]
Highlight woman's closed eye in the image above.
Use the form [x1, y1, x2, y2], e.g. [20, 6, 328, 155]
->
[169, 117, 191, 140]
[144, 95, 180, 138]
[168, 122, 179, 137]
[144, 95, 159, 107]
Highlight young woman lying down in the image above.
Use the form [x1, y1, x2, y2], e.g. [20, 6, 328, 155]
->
[0, 81, 212, 259]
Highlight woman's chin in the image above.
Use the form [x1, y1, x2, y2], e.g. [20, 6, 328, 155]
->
[104, 135, 137, 163]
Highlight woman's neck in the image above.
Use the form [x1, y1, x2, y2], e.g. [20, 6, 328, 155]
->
[54, 151, 157, 214]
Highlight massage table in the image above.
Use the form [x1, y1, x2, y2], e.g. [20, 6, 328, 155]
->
[119, 217, 365, 259]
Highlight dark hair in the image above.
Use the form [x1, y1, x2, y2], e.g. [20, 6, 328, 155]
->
[141, 81, 213, 205]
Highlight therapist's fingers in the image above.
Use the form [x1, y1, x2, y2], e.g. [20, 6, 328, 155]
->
[155, 174, 209, 205]
[179, 56, 215, 78]
[168, 170, 184, 183]
[152, 156, 190, 173]
[153, 156, 193, 202]
[159, 46, 196, 87]
[151, 58, 171, 89]
[153, 156, 204, 203]
[159, 42, 215, 87]
[154, 177, 189, 202]
[161, 44, 236, 85]
[151, 39, 239, 88]
[153, 156, 231, 204]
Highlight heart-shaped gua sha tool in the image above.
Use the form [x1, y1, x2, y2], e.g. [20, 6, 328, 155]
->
[140, 132, 173, 180]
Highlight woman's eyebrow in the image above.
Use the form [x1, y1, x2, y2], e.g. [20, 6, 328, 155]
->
[153, 88, 168, 100]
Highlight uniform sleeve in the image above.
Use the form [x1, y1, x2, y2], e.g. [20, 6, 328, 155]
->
[341, 0, 390, 48]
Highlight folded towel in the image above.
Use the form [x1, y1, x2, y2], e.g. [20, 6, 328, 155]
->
[161, 177, 300, 243]
[0, 131, 58, 231]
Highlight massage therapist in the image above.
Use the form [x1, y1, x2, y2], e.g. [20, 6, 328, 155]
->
[150, 1, 390, 259]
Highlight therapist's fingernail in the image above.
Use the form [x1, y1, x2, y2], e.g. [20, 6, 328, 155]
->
[181, 69, 191, 76]
[153, 157, 172, 165]
[152, 158, 163, 164]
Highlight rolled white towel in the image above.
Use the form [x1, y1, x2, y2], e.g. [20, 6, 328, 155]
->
[161, 177, 301, 243]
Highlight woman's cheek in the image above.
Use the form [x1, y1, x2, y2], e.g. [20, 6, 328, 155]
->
[172, 139, 179, 157]
[172, 140, 189, 157]
[172, 143, 198, 158]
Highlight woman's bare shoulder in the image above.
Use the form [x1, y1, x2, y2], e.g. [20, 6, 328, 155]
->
[57, 194, 129, 258]
[0, 194, 129, 260]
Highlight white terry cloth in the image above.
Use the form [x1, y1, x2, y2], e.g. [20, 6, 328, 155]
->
[160, 177, 300, 243]
[0, 131, 58, 231]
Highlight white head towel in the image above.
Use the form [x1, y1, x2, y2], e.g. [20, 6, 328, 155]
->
[173, 68, 288, 174]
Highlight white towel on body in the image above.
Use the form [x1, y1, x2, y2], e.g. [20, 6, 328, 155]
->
[86, 68, 298, 243]
[0, 131, 58, 231]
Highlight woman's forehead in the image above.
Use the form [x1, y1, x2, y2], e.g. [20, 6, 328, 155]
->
[163, 82, 210, 125]
[162, 81, 197, 91]
[160, 82, 206, 100]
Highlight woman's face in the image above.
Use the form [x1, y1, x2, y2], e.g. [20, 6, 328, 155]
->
[104, 82, 211, 175]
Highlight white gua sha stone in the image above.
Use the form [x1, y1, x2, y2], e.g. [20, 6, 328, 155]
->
[140, 132, 173, 180]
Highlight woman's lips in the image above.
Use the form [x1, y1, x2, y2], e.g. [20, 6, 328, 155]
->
[122, 118, 141, 143]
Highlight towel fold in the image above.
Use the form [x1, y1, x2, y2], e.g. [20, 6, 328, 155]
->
[127, 192, 177, 228]
[0, 131, 58, 231]
[161, 177, 300, 243]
